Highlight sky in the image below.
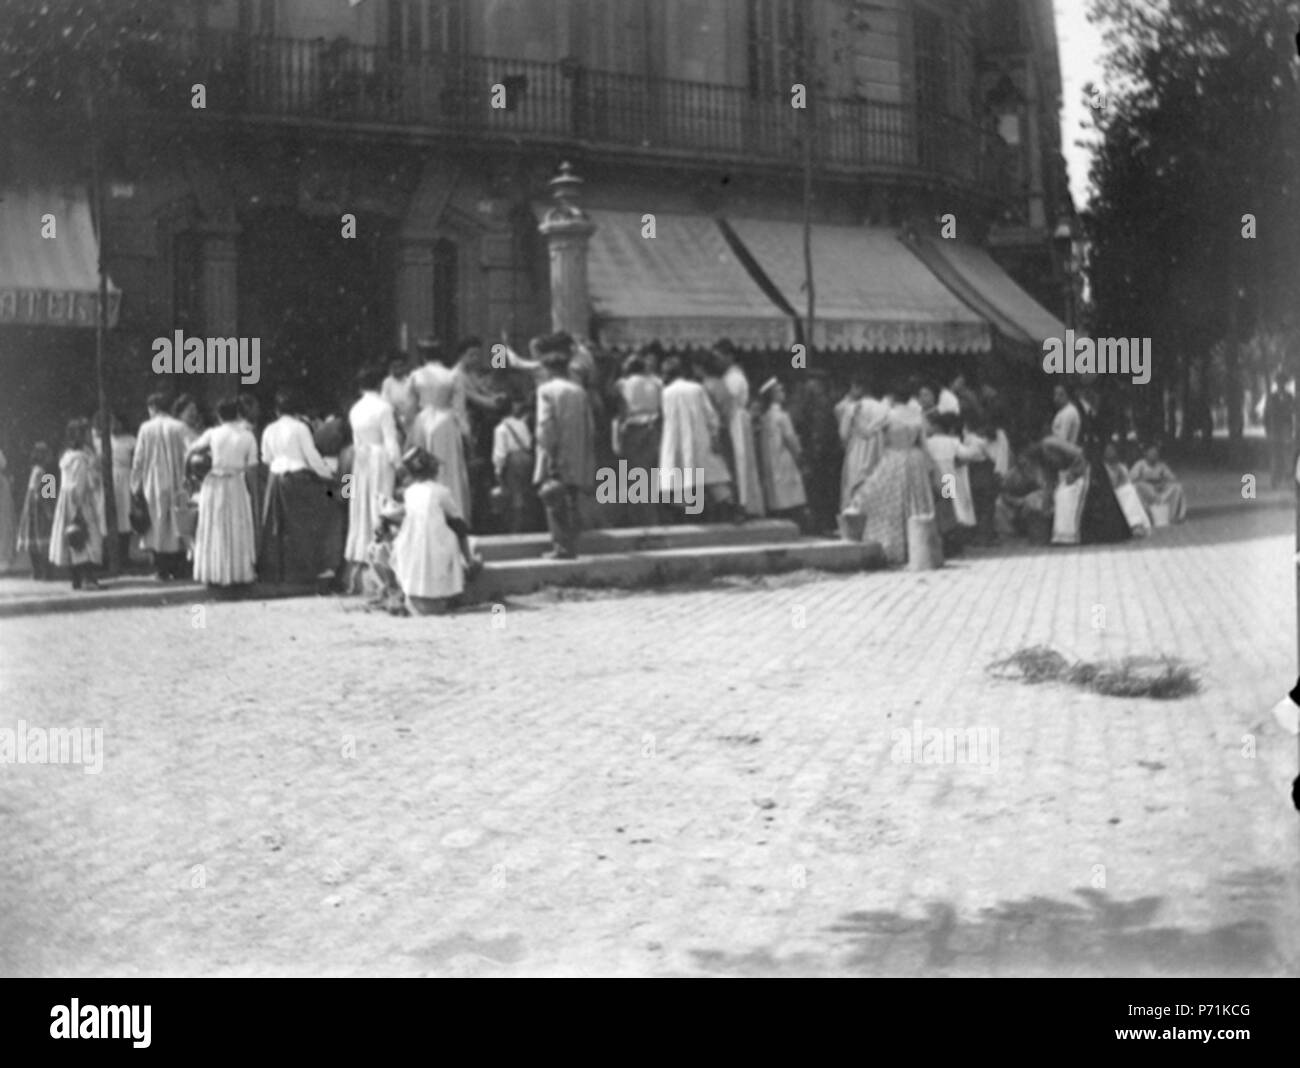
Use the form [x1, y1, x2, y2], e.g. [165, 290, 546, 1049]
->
[1053, 0, 1108, 211]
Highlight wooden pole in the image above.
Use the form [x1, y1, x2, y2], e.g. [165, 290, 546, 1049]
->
[87, 89, 119, 574]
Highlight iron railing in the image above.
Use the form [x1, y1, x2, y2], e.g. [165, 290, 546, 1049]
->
[122, 30, 1009, 195]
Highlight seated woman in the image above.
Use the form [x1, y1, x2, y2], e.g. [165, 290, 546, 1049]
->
[1102, 444, 1151, 537]
[1129, 444, 1187, 524]
[996, 443, 1056, 544]
[389, 447, 482, 616]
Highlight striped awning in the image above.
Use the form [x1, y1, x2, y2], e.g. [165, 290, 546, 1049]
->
[536, 205, 795, 351]
[905, 236, 1065, 350]
[721, 218, 991, 355]
[0, 188, 121, 329]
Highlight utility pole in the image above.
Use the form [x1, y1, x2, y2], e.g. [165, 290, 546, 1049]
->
[799, 18, 815, 360]
[87, 83, 118, 573]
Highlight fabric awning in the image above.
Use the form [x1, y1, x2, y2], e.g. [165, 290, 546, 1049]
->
[552, 207, 794, 351]
[905, 236, 1065, 348]
[721, 218, 990, 355]
[0, 188, 121, 329]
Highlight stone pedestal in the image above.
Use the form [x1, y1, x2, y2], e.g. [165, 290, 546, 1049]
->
[538, 162, 596, 338]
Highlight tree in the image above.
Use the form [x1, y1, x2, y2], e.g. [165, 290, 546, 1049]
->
[1084, 0, 1300, 443]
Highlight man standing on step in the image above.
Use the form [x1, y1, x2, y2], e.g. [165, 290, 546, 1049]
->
[533, 333, 595, 560]
[130, 391, 191, 580]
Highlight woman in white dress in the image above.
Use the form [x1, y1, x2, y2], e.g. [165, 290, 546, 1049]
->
[390, 447, 480, 615]
[838, 377, 890, 511]
[187, 398, 259, 587]
[756, 379, 808, 523]
[345, 365, 402, 568]
[410, 358, 473, 525]
[48, 419, 107, 589]
[94, 412, 136, 564]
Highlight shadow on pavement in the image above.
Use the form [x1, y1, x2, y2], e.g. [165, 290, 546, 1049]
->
[690, 875, 1292, 976]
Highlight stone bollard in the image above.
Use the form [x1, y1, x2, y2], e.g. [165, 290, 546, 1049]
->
[906, 513, 943, 570]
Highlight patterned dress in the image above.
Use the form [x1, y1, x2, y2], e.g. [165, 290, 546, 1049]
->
[850, 405, 936, 566]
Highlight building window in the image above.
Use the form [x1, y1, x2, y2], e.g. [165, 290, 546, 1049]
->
[914, 7, 947, 115]
[747, 0, 804, 97]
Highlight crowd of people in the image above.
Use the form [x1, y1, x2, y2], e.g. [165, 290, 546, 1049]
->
[0, 331, 1195, 609]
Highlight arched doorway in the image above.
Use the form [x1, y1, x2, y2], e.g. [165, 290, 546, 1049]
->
[432, 236, 458, 349]
[238, 207, 396, 411]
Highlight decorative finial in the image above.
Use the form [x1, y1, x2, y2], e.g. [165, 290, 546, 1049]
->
[549, 161, 583, 209]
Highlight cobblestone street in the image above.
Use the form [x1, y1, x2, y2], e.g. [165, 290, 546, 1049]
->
[1, 507, 1296, 977]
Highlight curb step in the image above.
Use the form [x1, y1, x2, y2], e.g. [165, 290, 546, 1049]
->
[465, 538, 885, 603]
[474, 519, 802, 562]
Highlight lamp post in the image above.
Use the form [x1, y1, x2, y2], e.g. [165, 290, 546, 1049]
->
[1052, 219, 1076, 331]
[538, 162, 596, 339]
[86, 81, 119, 574]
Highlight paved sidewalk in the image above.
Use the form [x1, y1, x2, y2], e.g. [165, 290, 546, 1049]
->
[0, 466, 1289, 617]
[0, 506, 1293, 977]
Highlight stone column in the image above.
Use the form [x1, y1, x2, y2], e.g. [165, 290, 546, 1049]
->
[538, 161, 596, 338]
[396, 239, 436, 353]
[198, 224, 240, 402]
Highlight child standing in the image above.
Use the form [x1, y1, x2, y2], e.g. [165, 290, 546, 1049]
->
[491, 400, 534, 533]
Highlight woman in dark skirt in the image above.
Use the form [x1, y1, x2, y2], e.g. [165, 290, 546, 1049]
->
[258, 387, 342, 585]
[16, 442, 57, 578]
[1077, 386, 1131, 545]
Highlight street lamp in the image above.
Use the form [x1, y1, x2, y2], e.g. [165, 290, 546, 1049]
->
[1052, 219, 1076, 331]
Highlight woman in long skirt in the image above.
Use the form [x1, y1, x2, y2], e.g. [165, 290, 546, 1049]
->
[259, 387, 341, 585]
[16, 442, 57, 578]
[48, 419, 107, 589]
[756, 379, 808, 525]
[838, 380, 889, 512]
[411, 361, 472, 524]
[94, 412, 136, 564]
[344, 366, 401, 570]
[0, 445, 16, 572]
[187, 398, 258, 587]
[849, 399, 935, 566]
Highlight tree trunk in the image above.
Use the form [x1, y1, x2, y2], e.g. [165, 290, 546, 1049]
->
[1178, 344, 1193, 443]
[1224, 247, 1244, 441]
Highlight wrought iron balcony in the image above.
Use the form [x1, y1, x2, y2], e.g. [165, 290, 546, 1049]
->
[124, 29, 1012, 197]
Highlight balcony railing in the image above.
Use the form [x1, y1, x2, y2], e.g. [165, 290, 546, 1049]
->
[122, 29, 1009, 195]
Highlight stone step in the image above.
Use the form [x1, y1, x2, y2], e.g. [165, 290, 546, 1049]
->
[464, 538, 884, 603]
[473, 519, 803, 562]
